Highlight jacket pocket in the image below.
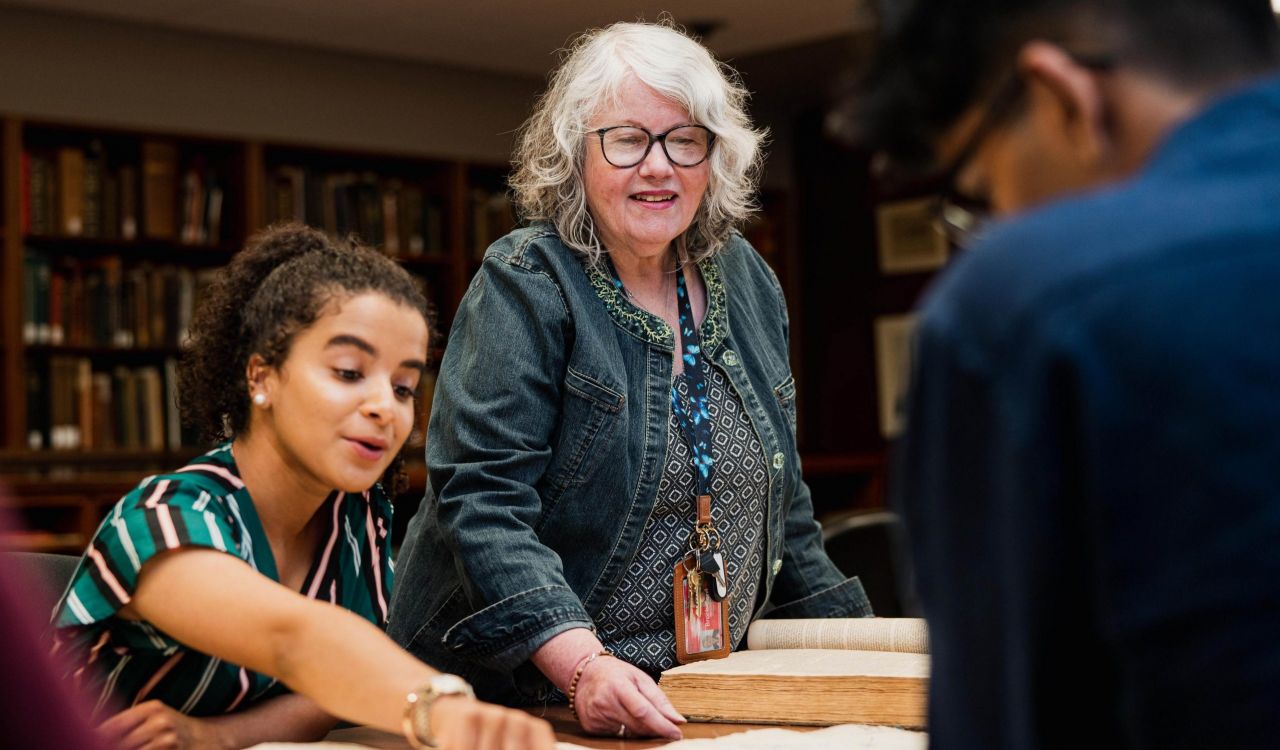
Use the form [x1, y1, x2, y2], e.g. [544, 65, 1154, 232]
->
[773, 374, 798, 435]
[546, 367, 624, 491]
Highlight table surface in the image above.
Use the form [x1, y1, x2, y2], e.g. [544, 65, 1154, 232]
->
[327, 705, 814, 748]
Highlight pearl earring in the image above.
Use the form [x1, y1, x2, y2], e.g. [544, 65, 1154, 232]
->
[252, 393, 267, 407]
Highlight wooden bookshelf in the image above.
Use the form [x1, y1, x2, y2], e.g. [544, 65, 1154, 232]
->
[0, 114, 512, 551]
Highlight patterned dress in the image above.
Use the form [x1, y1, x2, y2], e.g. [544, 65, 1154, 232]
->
[595, 365, 768, 675]
[52, 444, 394, 717]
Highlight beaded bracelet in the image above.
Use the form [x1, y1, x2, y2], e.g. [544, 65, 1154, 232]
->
[567, 649, 613, 720]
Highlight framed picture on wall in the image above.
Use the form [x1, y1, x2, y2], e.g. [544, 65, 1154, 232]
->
[875, 198, 948, 274]
[874, 313, 919, 439]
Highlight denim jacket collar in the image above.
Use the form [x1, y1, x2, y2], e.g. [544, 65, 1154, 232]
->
[584, 256, 729, 352]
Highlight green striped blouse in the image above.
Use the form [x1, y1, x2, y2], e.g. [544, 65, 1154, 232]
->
[52, 443, 395, 717]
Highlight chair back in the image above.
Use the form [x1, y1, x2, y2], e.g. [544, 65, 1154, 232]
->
[4, 551, 81, 621]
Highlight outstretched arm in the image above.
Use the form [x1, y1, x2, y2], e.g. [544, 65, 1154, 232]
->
[125, 548, 553, 749]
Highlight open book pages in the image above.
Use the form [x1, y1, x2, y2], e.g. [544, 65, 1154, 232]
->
[745, 617, 929, 653]
[559, 722, 926, 749]
[660, 649, 929, 728]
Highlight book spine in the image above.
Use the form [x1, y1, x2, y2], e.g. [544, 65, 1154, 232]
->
[76, 358, 94, 450]
[382, 185, 400, 255]
[21, 249, 37, 345]
[25, 364, 48, 451]
[118, 165, 139, 240]
[102, 170, 121, 241]
[48, 268, 65, 346]
[142, 367, 165, 450]
[27, 151, 50, 235]
[83, 140, 105, 238]
[20, 150, 31, 234]
[142, 141, 178, 239]
[92, 372, 114, 450]
[27, 249, 52, 345]
[57, 147, 86, 236]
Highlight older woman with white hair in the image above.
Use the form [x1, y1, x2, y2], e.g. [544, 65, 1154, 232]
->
[388, 20, 872, 740]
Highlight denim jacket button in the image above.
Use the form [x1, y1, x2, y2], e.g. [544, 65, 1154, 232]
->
[772, 559, 783, 575]
[722, 350, 739, 366]
[772, 452, 785, 470]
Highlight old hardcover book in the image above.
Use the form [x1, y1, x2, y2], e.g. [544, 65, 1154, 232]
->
[57, 147, 86, 236]
[75, 357, 94, 450]
[83, 140, 105, 238]
[659, 618, 929, 729]
[142, 141, 178, 239]
[138, 366, 165, 450]
[27, 151, 53, 235]
[118, 164, 139, 240]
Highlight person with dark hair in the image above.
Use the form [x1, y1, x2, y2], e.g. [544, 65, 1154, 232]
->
[856, 1, 1280, 748]
[51, 224, 554, 750]
[389, 20, 871, 742]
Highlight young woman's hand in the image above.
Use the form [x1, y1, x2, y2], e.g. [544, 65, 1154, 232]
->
[98, 700, 228, 750]
[427, 695, 556, 750]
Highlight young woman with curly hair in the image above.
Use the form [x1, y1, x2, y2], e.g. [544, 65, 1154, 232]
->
[51, 224, 553, 750]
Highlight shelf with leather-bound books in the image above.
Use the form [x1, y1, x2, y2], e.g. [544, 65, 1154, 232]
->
[258, 142, 467, 323]
[6, 118, 249, 460]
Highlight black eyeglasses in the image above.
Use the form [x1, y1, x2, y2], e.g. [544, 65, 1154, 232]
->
[932, 53, 1117, 248]
[594, 125, 715, 168]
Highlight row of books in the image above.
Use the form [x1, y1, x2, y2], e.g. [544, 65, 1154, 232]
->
[21, 250, 214, 348]
[27, 357, 193, 452]
[266, 166, 447, 257]
[22, 141, 225, 244]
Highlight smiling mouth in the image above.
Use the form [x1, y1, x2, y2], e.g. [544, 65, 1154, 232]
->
[632, 194, 676, 203]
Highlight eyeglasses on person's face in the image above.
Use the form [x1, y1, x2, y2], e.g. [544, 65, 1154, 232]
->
[931, 52, 1117, 248]
[594, 124, 716, 168]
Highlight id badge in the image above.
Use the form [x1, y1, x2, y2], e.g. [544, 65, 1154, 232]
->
[674, 553, 730, 663]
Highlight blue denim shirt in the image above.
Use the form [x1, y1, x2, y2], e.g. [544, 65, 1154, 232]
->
[388, 224, 870, 702]
[893, 75, 1280, 749]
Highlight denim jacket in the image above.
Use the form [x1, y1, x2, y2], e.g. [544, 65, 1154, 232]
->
[388, 224, 871, 702]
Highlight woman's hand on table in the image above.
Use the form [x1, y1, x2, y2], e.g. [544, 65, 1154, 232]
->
[429, 695, 555, 750]
[574, 655, 685, 740]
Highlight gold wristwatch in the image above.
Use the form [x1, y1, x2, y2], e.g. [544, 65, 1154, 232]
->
[402, 673, 475, 749]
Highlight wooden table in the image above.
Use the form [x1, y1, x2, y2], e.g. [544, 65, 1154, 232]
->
[327, 705, 813, 748]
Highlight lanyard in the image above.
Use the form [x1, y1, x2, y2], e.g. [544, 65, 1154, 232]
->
[668, 264, 715, 501]
[606, 258, 716, 504]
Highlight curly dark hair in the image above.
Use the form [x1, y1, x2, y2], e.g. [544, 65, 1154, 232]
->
[178, 223, 434, 496]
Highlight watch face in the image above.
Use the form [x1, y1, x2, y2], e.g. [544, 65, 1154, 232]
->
[430, 674, 472, 696]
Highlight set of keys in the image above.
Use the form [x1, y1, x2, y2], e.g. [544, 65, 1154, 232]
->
[675, 497, 730, 662]
[685, 522, 728, 611]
